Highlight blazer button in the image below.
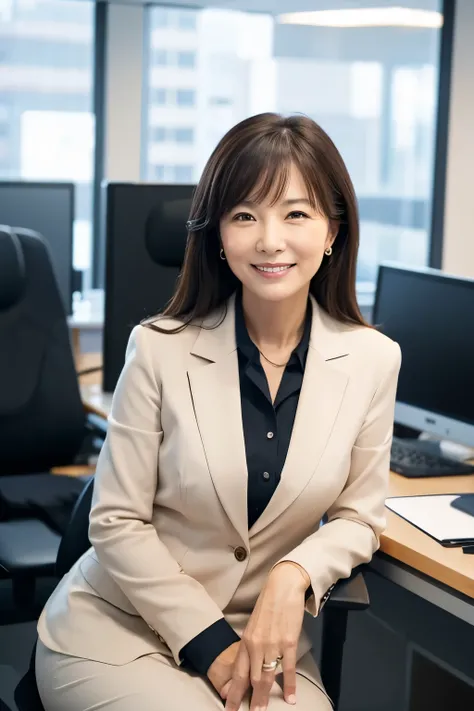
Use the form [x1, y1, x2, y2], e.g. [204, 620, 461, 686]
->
[234, 546, 248, 562]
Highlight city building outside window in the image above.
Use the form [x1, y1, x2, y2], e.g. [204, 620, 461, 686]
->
[144, 2, 443, 299]
[0, 0, 95, 282]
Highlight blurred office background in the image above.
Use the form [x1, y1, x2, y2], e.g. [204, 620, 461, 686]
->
[0, 0, 448, 304]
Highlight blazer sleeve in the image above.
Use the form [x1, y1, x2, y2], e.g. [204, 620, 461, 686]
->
[88, 326, 230, 666]
[275, 340, 401, 616]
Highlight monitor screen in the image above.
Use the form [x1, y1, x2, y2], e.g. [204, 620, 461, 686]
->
[103, 182, 195, 392]
[373, 265, 474, 443]
[0, 182, 74, 314]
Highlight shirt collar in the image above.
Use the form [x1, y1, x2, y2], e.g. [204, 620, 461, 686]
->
[235, 289, 312, 370]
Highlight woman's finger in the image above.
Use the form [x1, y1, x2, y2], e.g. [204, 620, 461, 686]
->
[225, 646, 250, 711]
[281, 647, 297, 705]
[249, 647, 279, 711]
[220, 680, 232, 701]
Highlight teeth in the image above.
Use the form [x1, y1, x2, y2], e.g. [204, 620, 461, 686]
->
[256, 265, 292, 273]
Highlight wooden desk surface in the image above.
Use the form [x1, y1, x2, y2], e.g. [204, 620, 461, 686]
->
[79, 362, 474, 601]
[384, 473, 474, 599]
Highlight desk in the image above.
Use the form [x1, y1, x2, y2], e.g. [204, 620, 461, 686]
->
[80, 382, 113, 419]
[77, 353, 111, 416]
[382, 474, 474, 601]
[68, 292, 104, 358]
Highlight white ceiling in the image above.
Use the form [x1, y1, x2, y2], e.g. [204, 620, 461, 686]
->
[102, 0, 441, 13]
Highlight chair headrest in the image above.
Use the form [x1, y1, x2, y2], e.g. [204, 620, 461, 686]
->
[0, 226, 26, 310]
[145, 198, 191, 268]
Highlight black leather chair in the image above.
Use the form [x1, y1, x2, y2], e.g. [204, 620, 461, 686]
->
[13, 474, 368, 711]
[14, 477, 95, 711]
[0, 226, 102, 608]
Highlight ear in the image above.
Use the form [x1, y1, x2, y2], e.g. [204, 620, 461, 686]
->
[326, 220, 339, 250]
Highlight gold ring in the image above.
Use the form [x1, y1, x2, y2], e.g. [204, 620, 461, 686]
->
[262, 656, 283, 672]
[262, 661, 278, 672]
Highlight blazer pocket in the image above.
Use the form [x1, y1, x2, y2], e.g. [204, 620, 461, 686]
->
[79, 551, 139, 617]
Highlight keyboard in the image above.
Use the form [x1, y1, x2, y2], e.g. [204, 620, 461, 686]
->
[390, 436, 474, 478]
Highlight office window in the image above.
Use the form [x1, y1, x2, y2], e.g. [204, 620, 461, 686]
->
[152, 126, 167, 142]
[152, 88, 168, 106]
[178, 51, 196, 68]
[144, 2, 443, 296]
[0, 0, 95, 280]
[209, 96, 233, 106]
[177, 10, 197, 30]
[152, 8, 169, 28]
[154, 164, 167, 181]
[176, 89, 196, 107]
[154, 49, 168, 66]
[175, 127, 194, 143]
[174, 165, 194, 182]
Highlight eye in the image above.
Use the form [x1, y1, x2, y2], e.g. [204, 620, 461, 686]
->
[232, 212, 256, 222]
[287, 211, 309, 220]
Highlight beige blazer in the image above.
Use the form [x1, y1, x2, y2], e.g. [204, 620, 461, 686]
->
[38, 293, 401, 674]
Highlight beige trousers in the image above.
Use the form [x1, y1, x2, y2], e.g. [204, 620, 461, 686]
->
[35, 639, 332, 711]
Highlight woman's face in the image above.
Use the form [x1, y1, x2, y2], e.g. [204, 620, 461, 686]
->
[219, 163, 336, 303]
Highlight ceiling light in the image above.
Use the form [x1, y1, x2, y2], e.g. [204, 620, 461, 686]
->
[276, 7, 444, 29]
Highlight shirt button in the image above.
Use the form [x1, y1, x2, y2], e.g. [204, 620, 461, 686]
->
[262, 472, 271, 481]
[234, 546, 248, 562]
[266, 431, 274, 439]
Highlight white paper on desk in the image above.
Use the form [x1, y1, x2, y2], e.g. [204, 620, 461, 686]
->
[386, 494, 474, 546]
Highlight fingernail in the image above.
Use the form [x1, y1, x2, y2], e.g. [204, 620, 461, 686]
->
[288, 694, 296, 705]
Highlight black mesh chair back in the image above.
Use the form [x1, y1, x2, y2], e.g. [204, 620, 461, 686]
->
[0, 227, 85, 475]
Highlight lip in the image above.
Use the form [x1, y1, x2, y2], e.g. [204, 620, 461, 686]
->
[253, 263, 294, 268]
[251, 263, 296, 279]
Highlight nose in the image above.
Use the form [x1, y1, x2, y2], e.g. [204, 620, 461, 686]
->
[256, 218, 285, 254]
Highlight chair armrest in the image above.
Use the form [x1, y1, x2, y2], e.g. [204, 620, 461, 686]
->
[324, 572, 369, 611]
[0, 519, 60, 576]
[73, 413, 107, 466]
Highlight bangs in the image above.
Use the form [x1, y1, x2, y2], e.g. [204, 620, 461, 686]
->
[209, 132, 327, 220]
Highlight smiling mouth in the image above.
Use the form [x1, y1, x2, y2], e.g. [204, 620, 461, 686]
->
[252, 264, 296, 273]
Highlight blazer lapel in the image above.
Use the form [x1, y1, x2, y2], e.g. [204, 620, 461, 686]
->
[187, 295, 250, 546]
[249, 298, 350, 537]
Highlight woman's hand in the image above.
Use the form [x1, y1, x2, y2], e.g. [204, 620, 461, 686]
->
[225, 562, 310, 711]
[207, 641, 241, 700]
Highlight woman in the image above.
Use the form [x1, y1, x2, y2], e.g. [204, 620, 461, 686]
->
[36, 113, 401, 711]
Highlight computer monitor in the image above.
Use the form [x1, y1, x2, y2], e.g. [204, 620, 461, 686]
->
[103, 182, 195, 393]
[373, 264, 474, 448]
[0, 181, 74, 314]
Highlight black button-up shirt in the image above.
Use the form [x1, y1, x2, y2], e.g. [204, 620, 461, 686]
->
[181, 291, 312, 675]
[236, 292, 311, 529]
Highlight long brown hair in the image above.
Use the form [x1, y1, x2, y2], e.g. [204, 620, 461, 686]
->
[149, 112, 367, 332]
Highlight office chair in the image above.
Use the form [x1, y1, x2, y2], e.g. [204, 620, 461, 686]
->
[0, 226, 103, 608]
[13, 476, 368, 711]
[14, 477, 94, 711]
[103, 184, 193, 391]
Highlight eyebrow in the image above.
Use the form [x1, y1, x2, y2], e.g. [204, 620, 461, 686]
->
[239, 198, 312, 207]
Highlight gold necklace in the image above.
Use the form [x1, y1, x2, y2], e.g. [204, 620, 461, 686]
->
[258, 349, 288, 368]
